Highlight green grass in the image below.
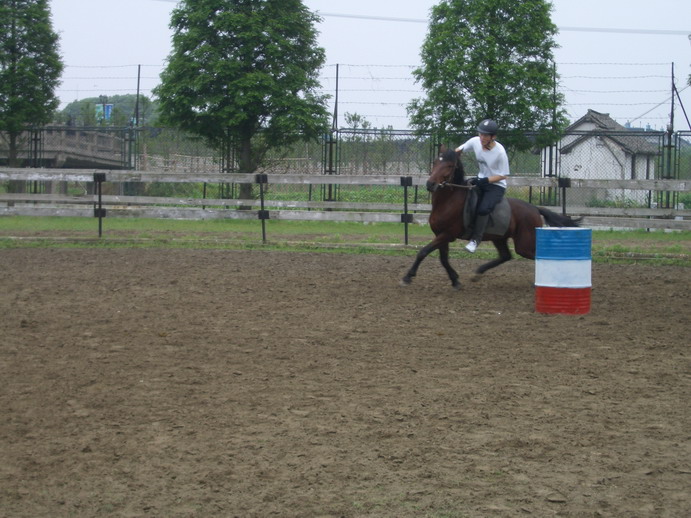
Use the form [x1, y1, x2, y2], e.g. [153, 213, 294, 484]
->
[0, 215, 431, 241]
[0, 216, 689, 265]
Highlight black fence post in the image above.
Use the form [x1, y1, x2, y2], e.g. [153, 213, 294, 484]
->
[256, 174, 269, 243]
[93, 172, 107, 237]
[558, 177, 571, 216]
[400, 176, 413, 245]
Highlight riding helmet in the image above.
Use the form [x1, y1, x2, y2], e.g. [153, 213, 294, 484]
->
[476, 119, 499, 135]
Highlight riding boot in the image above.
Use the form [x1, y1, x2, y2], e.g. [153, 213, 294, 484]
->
[465, 214, 489, 253]
[472, 214, 490, 243]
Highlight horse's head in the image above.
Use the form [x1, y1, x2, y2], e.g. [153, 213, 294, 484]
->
[426, 147, 464, 193]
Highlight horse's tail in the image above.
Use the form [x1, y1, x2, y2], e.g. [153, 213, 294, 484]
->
[537, 207, 582, 228]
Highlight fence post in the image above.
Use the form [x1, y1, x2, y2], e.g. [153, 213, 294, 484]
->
[400, 176, 413, 245]
[558, 177, 571, 216]
[256, 174, 269, 243]
[93, 172, 107, 237]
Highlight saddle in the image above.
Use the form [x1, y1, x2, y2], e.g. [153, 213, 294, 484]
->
[461, 189, 511, 240]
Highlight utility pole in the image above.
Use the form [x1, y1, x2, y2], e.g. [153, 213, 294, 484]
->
[324, 64, 339, 202]
[661, 63, 675, 209]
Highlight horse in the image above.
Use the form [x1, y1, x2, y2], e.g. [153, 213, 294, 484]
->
[401, 147, 581, 290]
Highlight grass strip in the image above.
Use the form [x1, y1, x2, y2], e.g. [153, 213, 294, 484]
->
[0, 216, 689, 266]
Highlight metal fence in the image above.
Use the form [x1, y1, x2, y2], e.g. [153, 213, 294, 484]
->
[675, 131, 691, 210]
[543, 129, 669, 209]
[2, 125, 689, 210]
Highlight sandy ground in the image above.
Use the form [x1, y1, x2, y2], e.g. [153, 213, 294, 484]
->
[1, 248, 689, 517]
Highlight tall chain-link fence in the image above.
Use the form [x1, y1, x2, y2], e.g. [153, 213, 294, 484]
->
[2, 126, 689, 210]
[675, 131, 691, 209]
[547, 129, 670, 209]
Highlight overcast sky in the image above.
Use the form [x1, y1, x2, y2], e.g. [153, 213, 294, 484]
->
[49, 0, 691, 131]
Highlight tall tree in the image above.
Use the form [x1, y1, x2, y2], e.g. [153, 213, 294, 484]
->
[59, 95, 156, 127]
[408, 0, 567, 150]
[154, 0, 329, 197]
[0, 0, 63, 167]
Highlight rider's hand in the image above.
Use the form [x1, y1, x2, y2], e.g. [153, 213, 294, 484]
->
[470, 177, 489, 186]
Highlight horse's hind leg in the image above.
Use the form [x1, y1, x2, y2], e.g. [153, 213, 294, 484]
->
[513, 228, 536, 260]
[476, 238, 512, 275]
[438, 241, 461, 289]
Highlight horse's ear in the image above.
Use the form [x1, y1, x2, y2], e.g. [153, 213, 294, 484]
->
[438, 144, 447, 155]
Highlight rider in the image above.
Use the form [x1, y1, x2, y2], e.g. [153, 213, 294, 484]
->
[455, 119, 510, 253]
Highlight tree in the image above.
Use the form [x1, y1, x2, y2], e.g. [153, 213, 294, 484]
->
[343, 112, 373, 132]
[59, 94, 157, 127]
[408, 0, 567, 150]
[0, 0, 63, 168]
[154, 0, 330, 197]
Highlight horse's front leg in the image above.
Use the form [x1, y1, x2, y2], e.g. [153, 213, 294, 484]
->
[401, 240, 438, 285]
[401, 235, 459, 289]
[438, 241, 461, 290]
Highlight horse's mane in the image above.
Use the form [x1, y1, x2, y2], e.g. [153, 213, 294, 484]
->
[440, 149, 465, 184]
[440, 149, 457, 163]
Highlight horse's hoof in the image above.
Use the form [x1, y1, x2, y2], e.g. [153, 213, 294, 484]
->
[470, 273, 483, 283]
[451, 282, 461, 291]
[400, 278, 412, 286]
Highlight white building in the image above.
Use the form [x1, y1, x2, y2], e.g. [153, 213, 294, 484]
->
[543, 110, 661, 205]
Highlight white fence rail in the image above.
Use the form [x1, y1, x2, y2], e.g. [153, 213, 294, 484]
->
[1, 168, 689, 232]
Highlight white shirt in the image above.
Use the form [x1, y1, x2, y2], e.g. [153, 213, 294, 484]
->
[457, 136, 510, 189]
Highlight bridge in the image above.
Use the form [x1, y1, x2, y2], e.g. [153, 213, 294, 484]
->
[0, 128, 131, 169]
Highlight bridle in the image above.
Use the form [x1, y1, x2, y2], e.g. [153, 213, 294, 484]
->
[431, 160, 472, 190]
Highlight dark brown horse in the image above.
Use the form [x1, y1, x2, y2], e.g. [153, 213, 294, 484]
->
[402, 148, 580, 289]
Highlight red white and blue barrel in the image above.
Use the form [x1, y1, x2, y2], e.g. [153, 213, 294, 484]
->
[535, 228, 592, 314]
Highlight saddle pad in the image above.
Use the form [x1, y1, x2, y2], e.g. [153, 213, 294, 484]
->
[462, 190, 511, 239]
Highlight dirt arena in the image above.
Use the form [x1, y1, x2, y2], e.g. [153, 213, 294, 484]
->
[1, 248, 689, 517]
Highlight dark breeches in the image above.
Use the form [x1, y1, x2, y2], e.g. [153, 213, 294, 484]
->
[476, 184, 505, 215]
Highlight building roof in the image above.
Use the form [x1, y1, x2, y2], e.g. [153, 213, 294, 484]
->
[566, 109, 628, 132]
[562, 109, 660, 155]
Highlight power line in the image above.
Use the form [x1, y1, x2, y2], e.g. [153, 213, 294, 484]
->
[562, 75, 669, 80]
[629, 84, 690, 124]
[559, 26, 689, 36]
[316, 12, 690, 36]
[559, 62, 673, 66]
[146, 1, 691, 37]
[319, 12, 424, 24]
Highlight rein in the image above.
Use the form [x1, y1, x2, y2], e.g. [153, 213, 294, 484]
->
[441, 181, 473, 190]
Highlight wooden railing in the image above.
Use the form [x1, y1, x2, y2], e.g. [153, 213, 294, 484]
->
[1, 168, 689, 234]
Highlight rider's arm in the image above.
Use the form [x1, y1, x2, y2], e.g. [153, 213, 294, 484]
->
[487, 174, 508, 184]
